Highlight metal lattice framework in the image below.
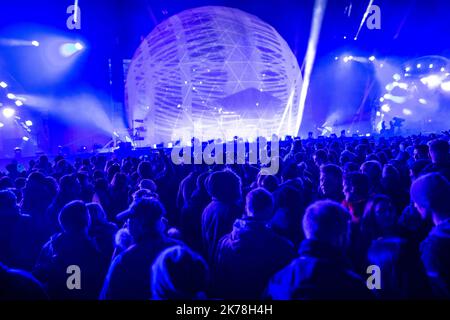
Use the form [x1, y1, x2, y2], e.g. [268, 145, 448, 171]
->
[126, 6, 302, 145]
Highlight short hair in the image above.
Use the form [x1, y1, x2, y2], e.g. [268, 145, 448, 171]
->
[360, 160, 382, 180]
[246, 187, 274, 219]
[428, 139, 449, 158]
[320, 164, 343, 181]
[344, 172, 370, 197]
[152, 246, 209, 300]
[411, 173, 450, 219]
[314, 149, 328, 162]
[206, 170, 241, 202]
[58, 200, 90, 232]
[303, 200, 350, 244]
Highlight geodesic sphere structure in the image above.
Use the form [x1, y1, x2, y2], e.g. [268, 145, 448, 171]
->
[126, 6, 302, 145]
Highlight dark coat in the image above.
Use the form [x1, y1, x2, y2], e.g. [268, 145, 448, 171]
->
[100, 235, 179, 300]
[266, 239, 372, 300]
[420, 218, 450, 298]
[213, 218, 296, 299]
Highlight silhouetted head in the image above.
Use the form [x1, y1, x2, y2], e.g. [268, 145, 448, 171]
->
[58, 200, 90, 233]
[152, 246, 209, 300]
[411, 173, 450, 224]
[303, 200, 350, 248]
[428, 139, 449, 164]
[206, 170, 241, 203]
[245, 187, 274, 221]
[320, 164, 343, 198]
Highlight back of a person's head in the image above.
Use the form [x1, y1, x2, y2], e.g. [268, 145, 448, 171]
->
[58, 200, 90, 233]
[137, 161, 152, 179]
[0, 190, 19, 216]
[59, 174, 80, 193]
[409, 159, 431, 179]
[344, 172, 370, 199]
[86, 202, 107, 224]
[314, 149, 328, 163]
[360, 160, 382, 181]
[152, 246, 209, 300]
[303, 200, 350, 247]
[0, 177, 14, 191]
[127, 197, 166, 237]
[320, 164, 342, 181]
[206, 170, 241, 202]
[139, 178, 157, 192]
[111, 172, 127, 188]
[411, 173, 450, 221]
[428, 139, 449, 163]
[246, 187, 274, 220]
[257, 173, 279, 193]
[275, 184, 303, 211]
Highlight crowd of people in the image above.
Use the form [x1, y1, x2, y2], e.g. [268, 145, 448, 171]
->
[0, 132, 449, 300]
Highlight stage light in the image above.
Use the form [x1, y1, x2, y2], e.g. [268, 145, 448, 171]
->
[405, 66, 411, 72]
[429, 64, 433, 69]
[419, 98, 427, 104]
[334, 56, 339, 60]
[22, 136, 29, 141]
[369, 56, 375, 61]
[381, 104, 391, 112]
[343, 57, 349, 63]
[417, 64, 421, 68]
[393, 74, 401, 81]
[25, 120, 33, 126]
[31, 40, 40, 47]
[7, 93, 16, 99]
[402, 108, 412, 115]
[0, 81, 7, 88]
[441, 67, 446, 72]
[0, 122, 3, 128]
[167, 142, 173, 148]
[2, 107, 15, 118]
[60, 42, 85, 57]
[379, 97, 385, 102]
[398, 82, 408, 90]
[343, 36, 347, 39]
[15, 100, 23, 106]
[441, 81, 450, 92]
[75, 42, 83, 50]
[376, 111, 381, 117]
[379, 63, 384, 68]
[421, 75, 442, 89]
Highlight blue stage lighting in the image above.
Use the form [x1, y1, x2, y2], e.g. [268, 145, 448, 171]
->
[2, 107, 15, 118]
[60, 42, 85, 57]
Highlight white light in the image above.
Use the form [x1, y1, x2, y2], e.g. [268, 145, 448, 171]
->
[441, 67, 446, 72]
[334, 56, 339, 60]
[366, 133, 371, 137]
[25, 120, 33, 126]
[417, 64, 421, 68]
[393, 74, 401, 81]
[348, 56, 354, 60]
[441, 81, 450, 92]
[376, 111, 381, 117]
[343, 57, 349, 63]
[429, 64, 433, 69]
[379, 97, 385, 102]
[31, 40, 40, 47]
[419, 98, 427, 104]
[405, 66, 411, 72]
[381, 104, 391, 112]
[75, 42, 83, 50]
[343, 36, 347, 39]
[0, 122, 4, 128]
[22, 136, 29, 141]
[0, 81, 7, 88]
[2, 107, 15, 118]
[421, 75, 442, 89]
[380, 63, 384, 68]
[167, 142, 173, 148]
[369, 56, 375, 61]
[7, 93, 16, 99]
[397, 82, 408, 89]
[15, 100, 23, 106]
[383, 93, 392, 99]
[402, 108, 412, 115]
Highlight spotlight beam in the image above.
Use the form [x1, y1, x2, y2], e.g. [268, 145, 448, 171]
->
[295, 0, 328, 136]
[353, 0, 374, 41]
